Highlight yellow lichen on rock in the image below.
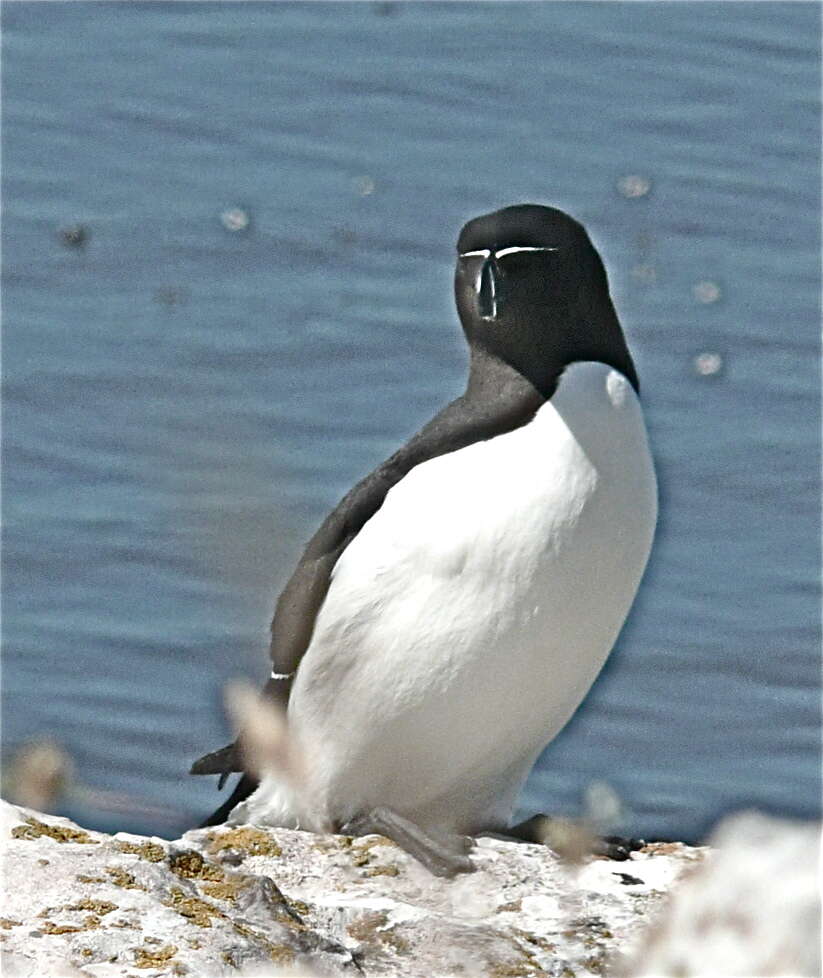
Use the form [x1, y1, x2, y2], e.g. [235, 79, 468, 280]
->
[105, 866, 145, 890]
[347, 910, 409, 954]
[133, 943, 179, 969]
[487, 959, 542, 978]
[231, 920, 296, 966]
[39, 913, 102, 934]
[354, 835, 396, 852]
[511, 927, 557, 953]
[169, 849, 224, 881]
[65, 899, 118, 916]
[164, 887, 224, 928]
[201, 878, 248, 903]
[115, 840, 166, 862]
[206, 826, 282, 858]
[40, 922, 83, 935]
[11, 816, 96, 845]
[364, 864, 400, 877]
[497, 899, 523, 913]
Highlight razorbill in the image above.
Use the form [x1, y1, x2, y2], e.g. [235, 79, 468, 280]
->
[192, 203, 657, 875]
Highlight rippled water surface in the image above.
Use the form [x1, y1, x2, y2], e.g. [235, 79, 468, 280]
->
[3, 2, 820, 841]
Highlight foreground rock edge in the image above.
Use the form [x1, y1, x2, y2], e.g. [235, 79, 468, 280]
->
[4, 801, 815, 977]
[0, 800, 697, 977]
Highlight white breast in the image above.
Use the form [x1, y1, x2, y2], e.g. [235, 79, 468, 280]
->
[242, 362, 657, 835]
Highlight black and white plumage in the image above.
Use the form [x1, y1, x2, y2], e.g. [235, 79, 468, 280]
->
[192, 204, 657, 862]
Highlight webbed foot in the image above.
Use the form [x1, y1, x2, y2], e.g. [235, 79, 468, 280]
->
[340, 806, 474, 877]
[505, 814, 644, 862]
[595, 834, 645, 861]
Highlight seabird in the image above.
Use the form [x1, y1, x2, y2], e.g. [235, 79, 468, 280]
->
[192, 203, 657, 875]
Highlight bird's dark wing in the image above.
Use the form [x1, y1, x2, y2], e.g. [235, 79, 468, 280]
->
[190, 370, 544, 808]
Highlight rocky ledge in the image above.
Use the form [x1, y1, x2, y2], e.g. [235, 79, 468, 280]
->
[0, 801, 818, 978]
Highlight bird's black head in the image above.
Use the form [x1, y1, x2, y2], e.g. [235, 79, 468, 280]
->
[455, 204, 638, 397]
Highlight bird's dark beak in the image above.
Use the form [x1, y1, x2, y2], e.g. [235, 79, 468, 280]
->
[478, 255, 498, 320]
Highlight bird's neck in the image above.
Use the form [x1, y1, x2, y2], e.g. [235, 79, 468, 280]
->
[465, 347, 559, 406]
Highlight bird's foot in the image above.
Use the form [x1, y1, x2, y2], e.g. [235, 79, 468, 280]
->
[595, 834, 645, 861]
[502, 814, 644, 862]
[340, 806, 474, 877]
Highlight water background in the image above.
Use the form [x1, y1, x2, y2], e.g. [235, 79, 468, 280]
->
[3, 1, 820, 843]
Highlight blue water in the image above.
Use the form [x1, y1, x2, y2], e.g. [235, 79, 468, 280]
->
[2, 2, 820, 843]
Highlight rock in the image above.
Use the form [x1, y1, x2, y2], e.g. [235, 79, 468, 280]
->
[0, 803, 357, 978]
[4, 798, 793, 978]
[623, 812, 821, 977]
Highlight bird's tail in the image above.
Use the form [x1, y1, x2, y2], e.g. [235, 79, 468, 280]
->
[198, 772, 259, 827]
[191, 680, 306, 829]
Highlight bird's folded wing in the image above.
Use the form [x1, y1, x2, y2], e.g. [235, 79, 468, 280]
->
[189, 742, 241, 776]
[267, 381, 544, 681]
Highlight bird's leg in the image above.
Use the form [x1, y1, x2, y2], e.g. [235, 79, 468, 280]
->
[505, 814, 645, 862]
[340, 806, 474, 877]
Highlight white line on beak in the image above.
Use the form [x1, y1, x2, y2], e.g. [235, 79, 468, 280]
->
[459, 245, 560, 260]
[494, 245, 560, 258]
